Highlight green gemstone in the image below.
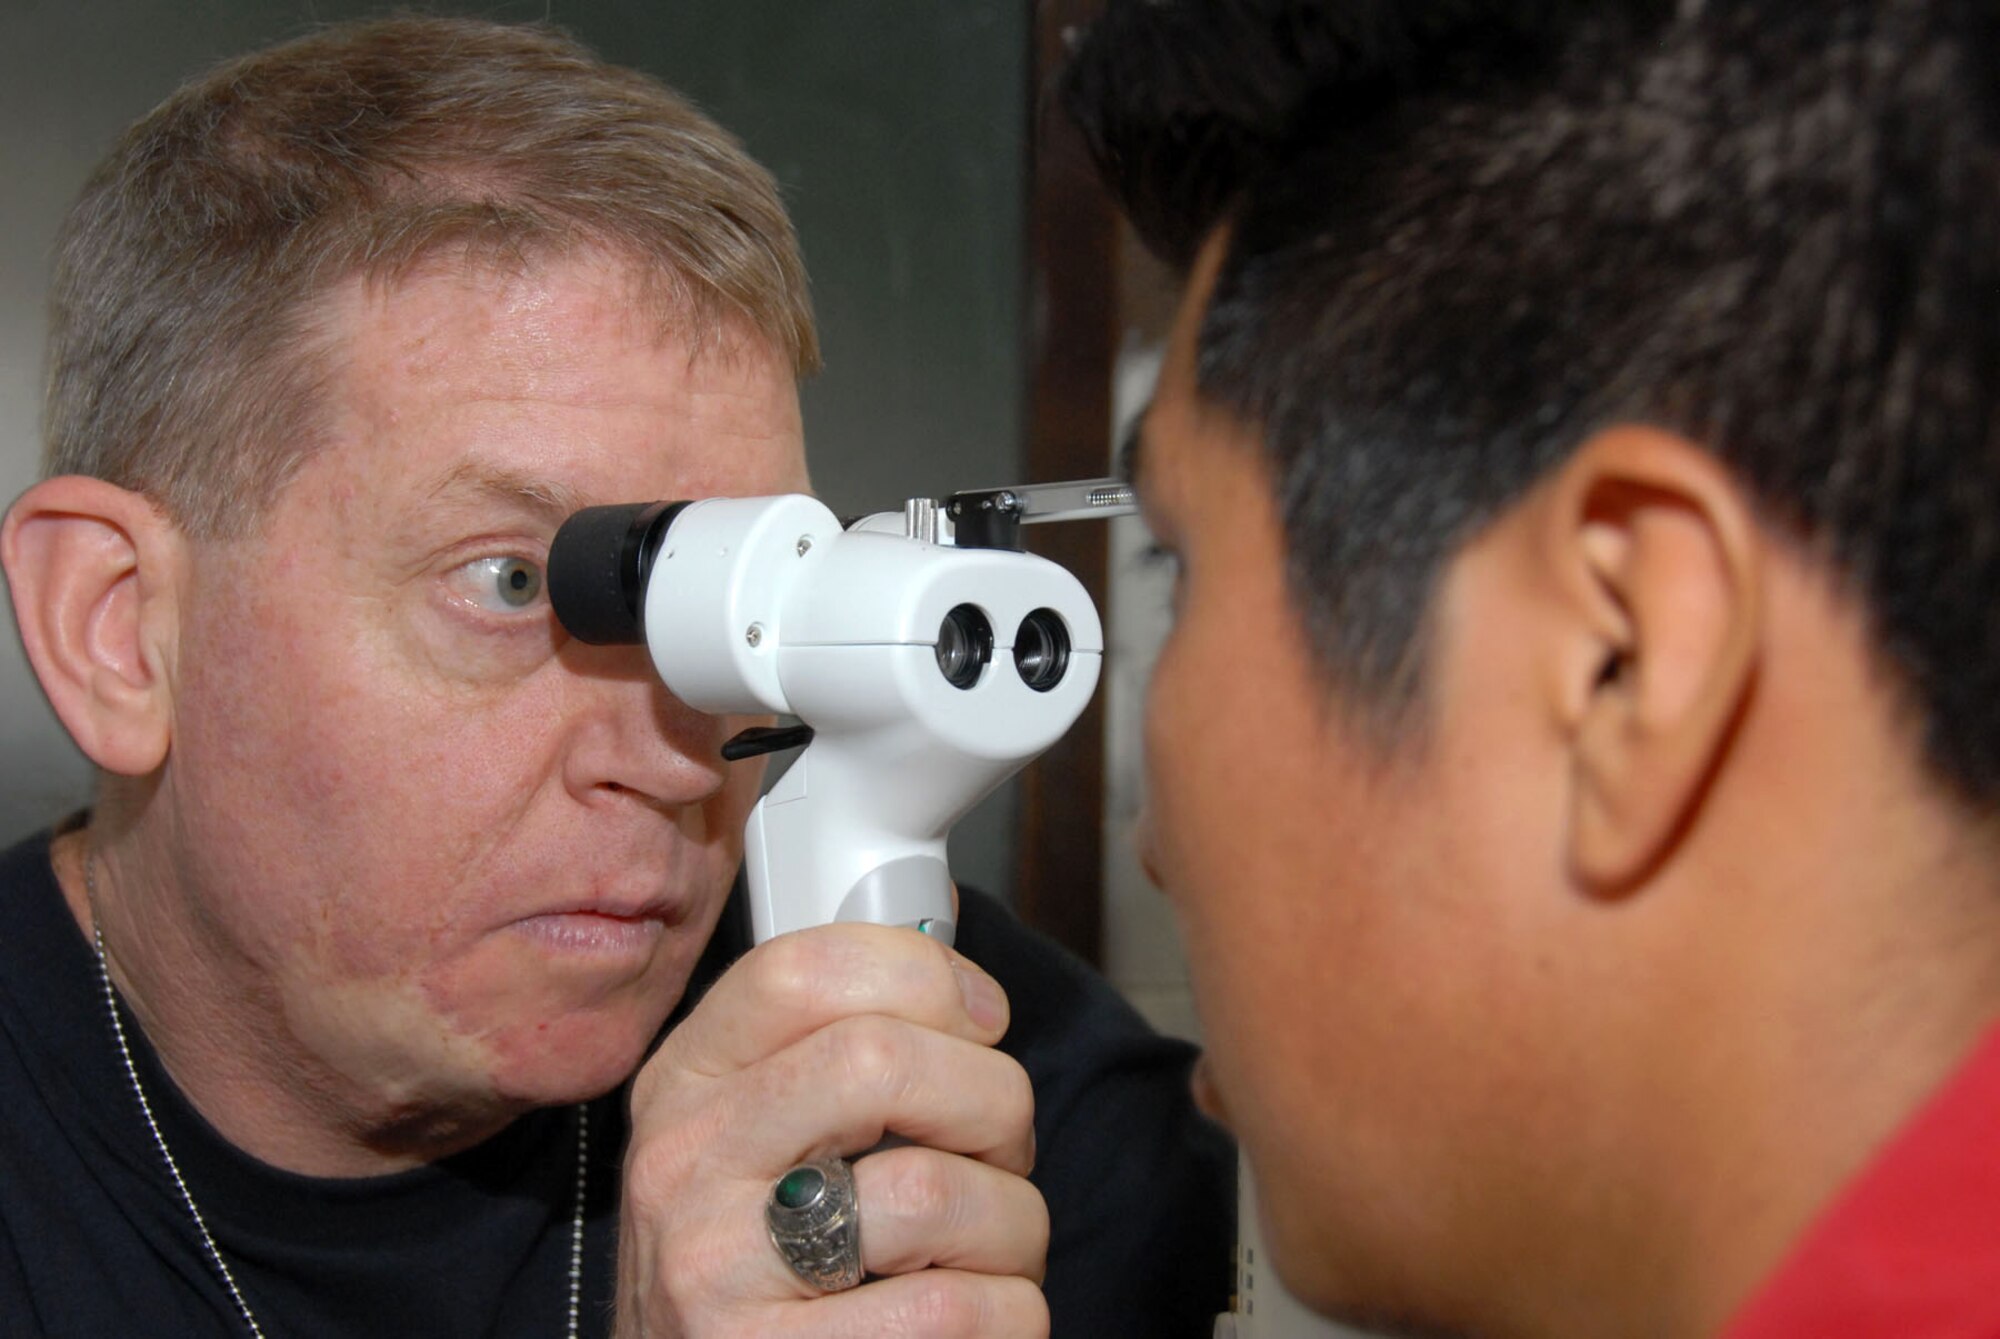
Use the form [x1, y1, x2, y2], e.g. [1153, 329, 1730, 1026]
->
[775, 1167, 825, 1210]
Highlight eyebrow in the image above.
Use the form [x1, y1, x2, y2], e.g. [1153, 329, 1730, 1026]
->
[422, 461, 589, 526]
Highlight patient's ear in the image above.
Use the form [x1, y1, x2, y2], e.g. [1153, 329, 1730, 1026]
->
[1, 477, 183, 776]
[1539, 426, 1763, 893]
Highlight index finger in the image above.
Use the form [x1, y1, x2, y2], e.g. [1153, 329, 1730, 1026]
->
[652, 922, 1010, 1081]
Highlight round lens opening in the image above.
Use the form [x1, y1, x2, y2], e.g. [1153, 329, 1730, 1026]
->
[935, 604, 993, 690]
[1013, 609, 1071, 693]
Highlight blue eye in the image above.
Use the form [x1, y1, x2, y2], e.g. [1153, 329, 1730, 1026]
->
[460, 556, 545, 612]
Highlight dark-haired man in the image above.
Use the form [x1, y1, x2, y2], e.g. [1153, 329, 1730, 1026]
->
[0, 16, 1231, 1338]
[1063, 1, 2000, 1336]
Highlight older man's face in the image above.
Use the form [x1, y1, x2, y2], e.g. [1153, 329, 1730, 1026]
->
[161, 252, 807, 1117]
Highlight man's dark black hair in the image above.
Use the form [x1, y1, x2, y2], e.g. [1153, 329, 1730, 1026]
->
[1063, 0, 2000, 804]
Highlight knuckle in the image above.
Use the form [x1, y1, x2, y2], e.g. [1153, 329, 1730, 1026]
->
[749, 925, 968, 1030]
[997, 1054, 1034, 1123]
[631, 1039, 700, 1107]
[621, 1130, 690, 1209]
[872, 1150, 959, 1231]
[883, 1274, 1048, 1339]
[1026, 1195, 1052, 1281]
[886, 1273, 985, 1339]
[621, 1098, 731, 1209]
[747, 930, 839, 1011]
[986, 1055, 1037, 1167]
[1023, 1179, 1051, 1242]
[826, 1014, 914, 1099]
[1009, 1277, 1054, 1338]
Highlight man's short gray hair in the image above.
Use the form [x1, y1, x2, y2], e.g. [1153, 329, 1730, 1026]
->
[44, 15, 818, 537]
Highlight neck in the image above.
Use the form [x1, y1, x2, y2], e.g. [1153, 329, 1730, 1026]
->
[56, 824, 527, 1177]
[1550, 790, 2000, 1339]
[1683, 860, 2000, 1335]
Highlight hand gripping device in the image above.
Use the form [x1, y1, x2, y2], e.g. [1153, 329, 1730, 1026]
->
[544, 481, 1133, 947]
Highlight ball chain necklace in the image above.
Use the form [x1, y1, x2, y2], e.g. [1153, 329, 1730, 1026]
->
[84, 851, 591, 1339]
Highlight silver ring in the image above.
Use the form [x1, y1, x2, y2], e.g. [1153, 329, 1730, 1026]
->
[766, 1157, 863, 1293]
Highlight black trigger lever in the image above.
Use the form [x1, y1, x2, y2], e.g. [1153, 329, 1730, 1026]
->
[720, 724, 817, 762]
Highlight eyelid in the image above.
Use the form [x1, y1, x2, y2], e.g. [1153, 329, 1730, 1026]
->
[434, 527, 547, 568]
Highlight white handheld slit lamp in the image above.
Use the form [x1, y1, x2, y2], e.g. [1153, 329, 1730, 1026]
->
[545, 479, 1134, 947]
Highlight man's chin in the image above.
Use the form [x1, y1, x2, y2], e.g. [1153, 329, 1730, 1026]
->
[481, 997, 678, 1105]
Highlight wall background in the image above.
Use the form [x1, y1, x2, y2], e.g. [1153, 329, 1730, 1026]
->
[0, 0, 1028, 896]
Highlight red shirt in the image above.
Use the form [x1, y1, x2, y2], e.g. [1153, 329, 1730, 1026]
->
[1721, 1022, 2000, 1338]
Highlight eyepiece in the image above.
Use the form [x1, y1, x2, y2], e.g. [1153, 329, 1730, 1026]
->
[1013, 609, 1071, 692]
[935, 604, 994, 690]
[547, 501, 690, 645]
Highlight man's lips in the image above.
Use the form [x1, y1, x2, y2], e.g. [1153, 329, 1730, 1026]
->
[511, 907, 673, 956]
[529, 894, 683, 923]
[512, 870, 695, 925]
[504, 877, 696, 955]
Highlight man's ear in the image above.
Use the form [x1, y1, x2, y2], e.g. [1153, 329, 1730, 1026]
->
[1, 476, 183, 776]
[1540, 426, 1763, 893]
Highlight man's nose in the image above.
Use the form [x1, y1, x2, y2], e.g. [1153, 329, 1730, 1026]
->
[555, 640, 731, 810]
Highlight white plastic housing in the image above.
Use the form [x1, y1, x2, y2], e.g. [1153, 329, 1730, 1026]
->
[635, 496, 1103, 943]
[640, 494, 841, 715]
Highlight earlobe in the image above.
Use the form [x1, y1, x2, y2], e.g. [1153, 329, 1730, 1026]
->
[1, 476, 181, 776]
[1547, 427, 1763, 893]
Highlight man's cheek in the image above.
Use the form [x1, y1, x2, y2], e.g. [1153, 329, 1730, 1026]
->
[1140, 647, 1191, 809]
[406, 611, 566, 688]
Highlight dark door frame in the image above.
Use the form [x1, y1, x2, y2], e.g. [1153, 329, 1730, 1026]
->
[1014, 0, 1114, 966]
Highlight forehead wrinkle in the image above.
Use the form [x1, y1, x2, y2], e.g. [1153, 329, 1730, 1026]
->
[342, 257, 690, 405]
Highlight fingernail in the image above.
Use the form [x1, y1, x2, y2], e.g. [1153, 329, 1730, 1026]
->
[953, 958, 1007, 1031]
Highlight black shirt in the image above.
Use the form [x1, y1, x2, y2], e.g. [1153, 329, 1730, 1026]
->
[0, 827, 1233, 1337]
